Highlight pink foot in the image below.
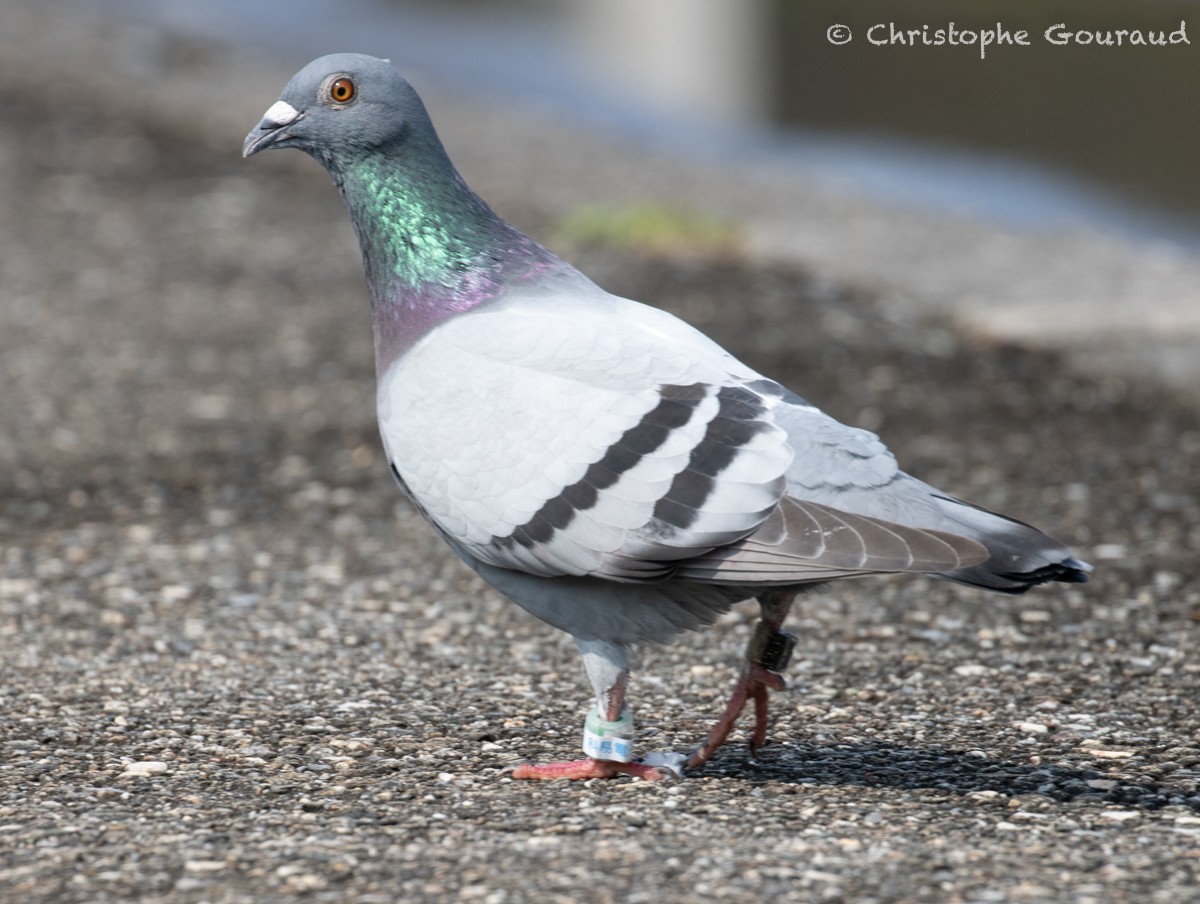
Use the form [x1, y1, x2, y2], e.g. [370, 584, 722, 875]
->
[687, 662, 786, 769]
[512, 757, 665, 781]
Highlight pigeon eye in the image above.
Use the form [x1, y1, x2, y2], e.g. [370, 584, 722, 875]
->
[328, 77, 356, 105]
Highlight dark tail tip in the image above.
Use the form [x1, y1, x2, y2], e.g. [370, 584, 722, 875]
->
[998, 555, 1092, 590]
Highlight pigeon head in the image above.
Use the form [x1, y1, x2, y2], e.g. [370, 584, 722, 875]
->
[243, 54, 568, 360]
[242, 53, 432, 168]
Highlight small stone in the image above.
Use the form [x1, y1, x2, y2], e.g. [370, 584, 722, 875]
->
[1099, 810, 1140, 822]
[954, 664, 991, 677]
[121, 761, 168, 777]
[184, 860, 226, 873]
[968, 790, 1002, 800]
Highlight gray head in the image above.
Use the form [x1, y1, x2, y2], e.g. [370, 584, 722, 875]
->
[242, 54, 435, 169]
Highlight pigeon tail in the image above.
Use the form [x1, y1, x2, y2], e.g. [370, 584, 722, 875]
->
[928, 495, 1092, 594]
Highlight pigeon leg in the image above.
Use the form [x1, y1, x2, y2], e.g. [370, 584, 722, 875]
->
[513, 640, 666, 781]
[687, 591, 796, 770]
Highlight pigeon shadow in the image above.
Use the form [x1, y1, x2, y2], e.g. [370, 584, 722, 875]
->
[694, 740, 1200, 813]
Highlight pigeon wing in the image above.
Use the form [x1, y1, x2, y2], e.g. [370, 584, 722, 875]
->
[378, 293, 796, 581]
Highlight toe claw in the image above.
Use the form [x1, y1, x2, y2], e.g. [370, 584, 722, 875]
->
[691, 661, 788, 770]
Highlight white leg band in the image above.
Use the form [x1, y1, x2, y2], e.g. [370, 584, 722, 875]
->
[582, 706, 635, 762]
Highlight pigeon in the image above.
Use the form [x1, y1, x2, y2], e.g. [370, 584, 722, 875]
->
[244, 54, 1091, 781]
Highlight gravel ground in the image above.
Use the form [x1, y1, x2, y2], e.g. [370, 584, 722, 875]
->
[3, 25, 1200, 904]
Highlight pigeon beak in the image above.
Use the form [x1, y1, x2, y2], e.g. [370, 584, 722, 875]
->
[242, 101, 305, 158]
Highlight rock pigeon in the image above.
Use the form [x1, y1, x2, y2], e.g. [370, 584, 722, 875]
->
[244, 54, 1090, 781]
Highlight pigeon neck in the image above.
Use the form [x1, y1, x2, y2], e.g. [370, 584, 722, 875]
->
[335, 146, 556, 354]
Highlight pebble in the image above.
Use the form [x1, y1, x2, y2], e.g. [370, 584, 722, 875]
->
[1013, 722, 1049, 735]
[121, 762, 169, 777]
[954, 664, 992, 677]
[1099, 811, 1141, 822]
[184, 860, 227, 873]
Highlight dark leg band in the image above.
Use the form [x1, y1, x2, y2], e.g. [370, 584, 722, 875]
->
[746, 621, 796, 673]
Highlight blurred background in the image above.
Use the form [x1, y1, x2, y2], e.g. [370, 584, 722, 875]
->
[80, 0, 1200, 244]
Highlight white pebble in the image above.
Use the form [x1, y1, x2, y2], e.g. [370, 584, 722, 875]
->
[184, 860, 226, 873]
[1013, 721, 1049, 734]
[121, 761, 168, 777]
[1100, 810, 1140, 822]
[954, 664, 991, 677]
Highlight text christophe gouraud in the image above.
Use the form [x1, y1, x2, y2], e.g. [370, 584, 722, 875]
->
[824, 21, 1190, 60]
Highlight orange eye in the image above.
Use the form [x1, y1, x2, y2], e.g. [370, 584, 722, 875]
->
[329, 77, 356, 104]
